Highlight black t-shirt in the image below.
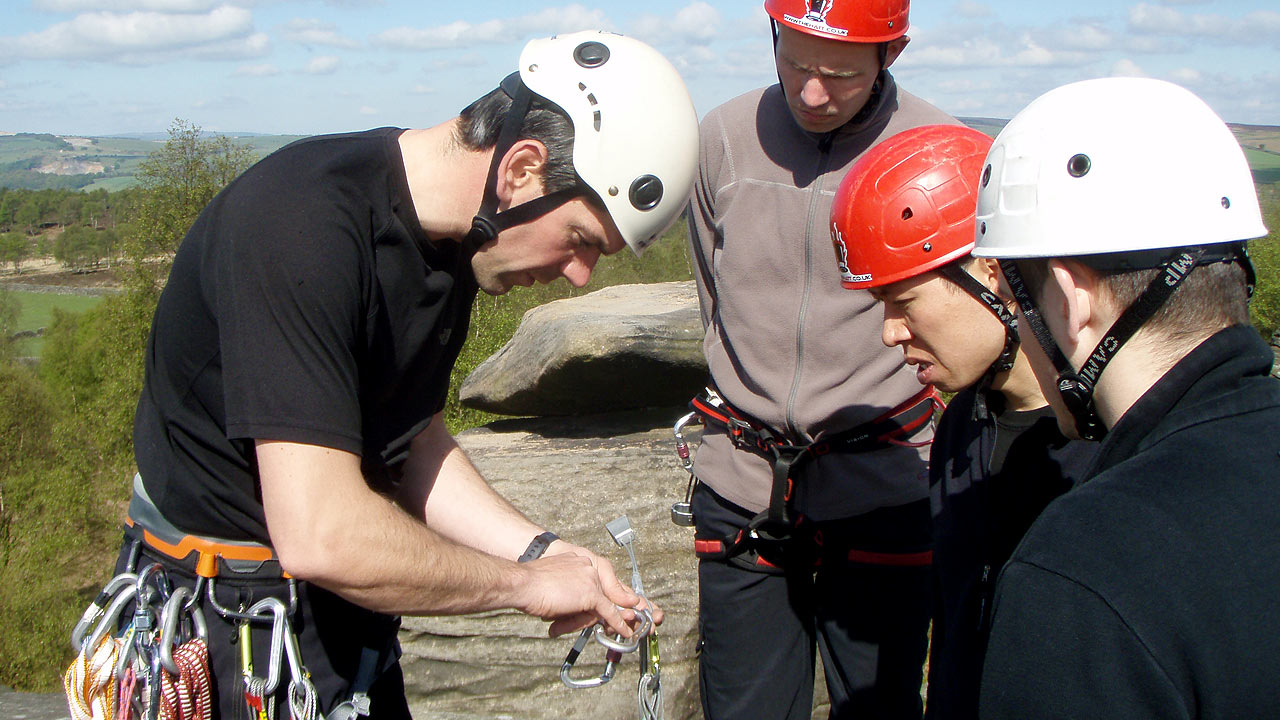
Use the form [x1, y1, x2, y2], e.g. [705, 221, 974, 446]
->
[133, 127, 478, 542]
[924, 389, 1097, 720]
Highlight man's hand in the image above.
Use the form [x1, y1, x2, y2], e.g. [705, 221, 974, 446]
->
[518, 541, 664, 638]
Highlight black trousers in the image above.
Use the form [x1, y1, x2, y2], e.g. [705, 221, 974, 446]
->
[112, 536, 411, 720]
[694, 484, 933, 720]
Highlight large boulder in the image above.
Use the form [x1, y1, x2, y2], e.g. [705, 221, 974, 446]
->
[459, 282, 707, 416]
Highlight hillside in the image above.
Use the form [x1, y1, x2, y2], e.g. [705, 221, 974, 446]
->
[0, 131, 306, 191]
[2, 120, 1279, 192]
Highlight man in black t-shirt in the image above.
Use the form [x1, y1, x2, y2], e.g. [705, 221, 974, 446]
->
[118, 31, 699, 719]
[974, 78, 1280, 719]
[829, 124, 1095, 720]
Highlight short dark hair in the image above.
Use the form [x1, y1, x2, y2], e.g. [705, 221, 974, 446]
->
[454, 86, 579, 195]
[1012, 253, 1250, 342]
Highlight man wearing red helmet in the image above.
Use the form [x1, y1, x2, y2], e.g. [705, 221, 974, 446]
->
[685, 1, 959, 717]
[830, 125, 1096, 720]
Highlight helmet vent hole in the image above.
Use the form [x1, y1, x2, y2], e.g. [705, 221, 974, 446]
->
[629, 175, 663, 211]
[1067, 154, 1091, 178]
[1221, 196, 1231, 209]
[982, 164, 992, 188]
[587, 93, 598, 106]
[980, 221, 987, 235]
[901, 207, 913, 221]
[573, 41, 610, 69]
[579, 82, 586, 91]
[593, 110, 601, 132]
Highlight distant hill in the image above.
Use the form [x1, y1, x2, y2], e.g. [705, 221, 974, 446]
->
[2, 119, 1278, 192]
[0, 131, 306, 192]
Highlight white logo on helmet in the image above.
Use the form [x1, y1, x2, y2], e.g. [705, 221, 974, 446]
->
[784, 0, 849, 36]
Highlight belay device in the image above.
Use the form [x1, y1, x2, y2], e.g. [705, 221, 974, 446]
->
[559, 515, 662, 720]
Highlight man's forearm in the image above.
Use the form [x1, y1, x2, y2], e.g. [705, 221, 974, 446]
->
[398, 414, 549, 560]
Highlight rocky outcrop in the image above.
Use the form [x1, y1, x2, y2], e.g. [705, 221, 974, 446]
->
[401, 408, 705, 720]
[458, 282, 707, 416]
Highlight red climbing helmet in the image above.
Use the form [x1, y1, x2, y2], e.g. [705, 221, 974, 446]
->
[764, 0, 910, 43]
[831, 124, 993, 289]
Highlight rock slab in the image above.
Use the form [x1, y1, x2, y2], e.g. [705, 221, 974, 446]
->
[459, 282, 707, 416]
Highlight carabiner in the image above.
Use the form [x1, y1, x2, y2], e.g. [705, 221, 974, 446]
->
[560, 626, 620, 689]
[594, 607, 653, 653]
[71, 572, 138, 653]
[159, 586, 208, 675]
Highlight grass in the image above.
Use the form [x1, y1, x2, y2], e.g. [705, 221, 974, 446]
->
[8, 291, 104, 357]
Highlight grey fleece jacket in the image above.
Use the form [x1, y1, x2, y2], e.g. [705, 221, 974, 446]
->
[687, 74, 959, 520]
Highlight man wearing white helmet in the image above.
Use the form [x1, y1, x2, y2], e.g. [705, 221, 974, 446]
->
[972, 77, 1280, 717]
[115, 31, 698, 718]
[684, 1, 958, 717]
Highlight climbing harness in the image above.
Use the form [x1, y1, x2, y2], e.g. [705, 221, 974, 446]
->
[68, 475, 377, 720]
[673, 385, 942, 559]
[560, 516, 662, 719]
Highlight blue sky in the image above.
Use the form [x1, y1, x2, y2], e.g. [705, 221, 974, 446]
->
[1, 0, 1278, 137]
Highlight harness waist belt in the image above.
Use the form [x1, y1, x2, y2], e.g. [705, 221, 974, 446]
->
[689, 384, 942, 540]
[127, 474, 283, 579]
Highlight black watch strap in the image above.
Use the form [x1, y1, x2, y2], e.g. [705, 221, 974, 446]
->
[518, 531, 559, 563]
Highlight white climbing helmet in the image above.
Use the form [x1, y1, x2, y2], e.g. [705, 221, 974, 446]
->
[972, 77, 1268, 260]
[518, 30, 700, 255]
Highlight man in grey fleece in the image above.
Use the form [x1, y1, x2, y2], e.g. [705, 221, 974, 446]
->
[685, 1, 959, 717]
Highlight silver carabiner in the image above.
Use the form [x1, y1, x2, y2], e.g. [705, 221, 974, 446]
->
[71, 572, 138, 653]
[159, 586, 208, 675]
[560, 626, 620, 689]
[593, 607, 653, 653]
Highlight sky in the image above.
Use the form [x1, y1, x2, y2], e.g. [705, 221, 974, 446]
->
[1, 0, 1278, 137]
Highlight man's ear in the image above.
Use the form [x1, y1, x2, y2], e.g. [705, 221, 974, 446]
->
[495, 139, 548, 204]
[972, 257, 1005, 297]
[883, 36, 909, 69]
[1047, 258, 1098, 348]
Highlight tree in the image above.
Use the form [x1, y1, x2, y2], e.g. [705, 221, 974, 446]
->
[128, 120, 258, 274]
[53, 226, 105, 272]
[0, 232, 29, 274]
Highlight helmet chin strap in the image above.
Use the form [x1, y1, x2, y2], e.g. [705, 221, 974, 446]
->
[998, 247, 1224, 441]
[938, 263, 1020, 420]
[463, 72, 583, 255]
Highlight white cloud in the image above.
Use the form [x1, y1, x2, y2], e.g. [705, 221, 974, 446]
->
[1110, 58, 1149, 77]
[1, 6, 267, 63]
[952, 2, 992, 19]
[303, 55, 340, 74]
[359, 106, 376, 115]
[632, 2, 721, 46]
[234, 62, 279, 76]
[372, 4, 611, 50]
[33, 0, 221, 11]
[281, 18, 361, 49]
[1128, 4, 1280, 43]
[1169, 67, 1203, 84]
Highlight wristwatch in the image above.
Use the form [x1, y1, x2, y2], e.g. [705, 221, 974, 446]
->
[518, 531, 559, 563]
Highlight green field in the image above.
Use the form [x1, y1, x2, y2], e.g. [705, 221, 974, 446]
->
[8, 290, 104, 357]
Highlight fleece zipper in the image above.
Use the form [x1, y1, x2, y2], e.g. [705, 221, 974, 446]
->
[784, 132, 835, 439]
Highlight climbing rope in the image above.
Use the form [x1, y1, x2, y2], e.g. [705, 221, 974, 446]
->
[65, 633, 122, 720]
